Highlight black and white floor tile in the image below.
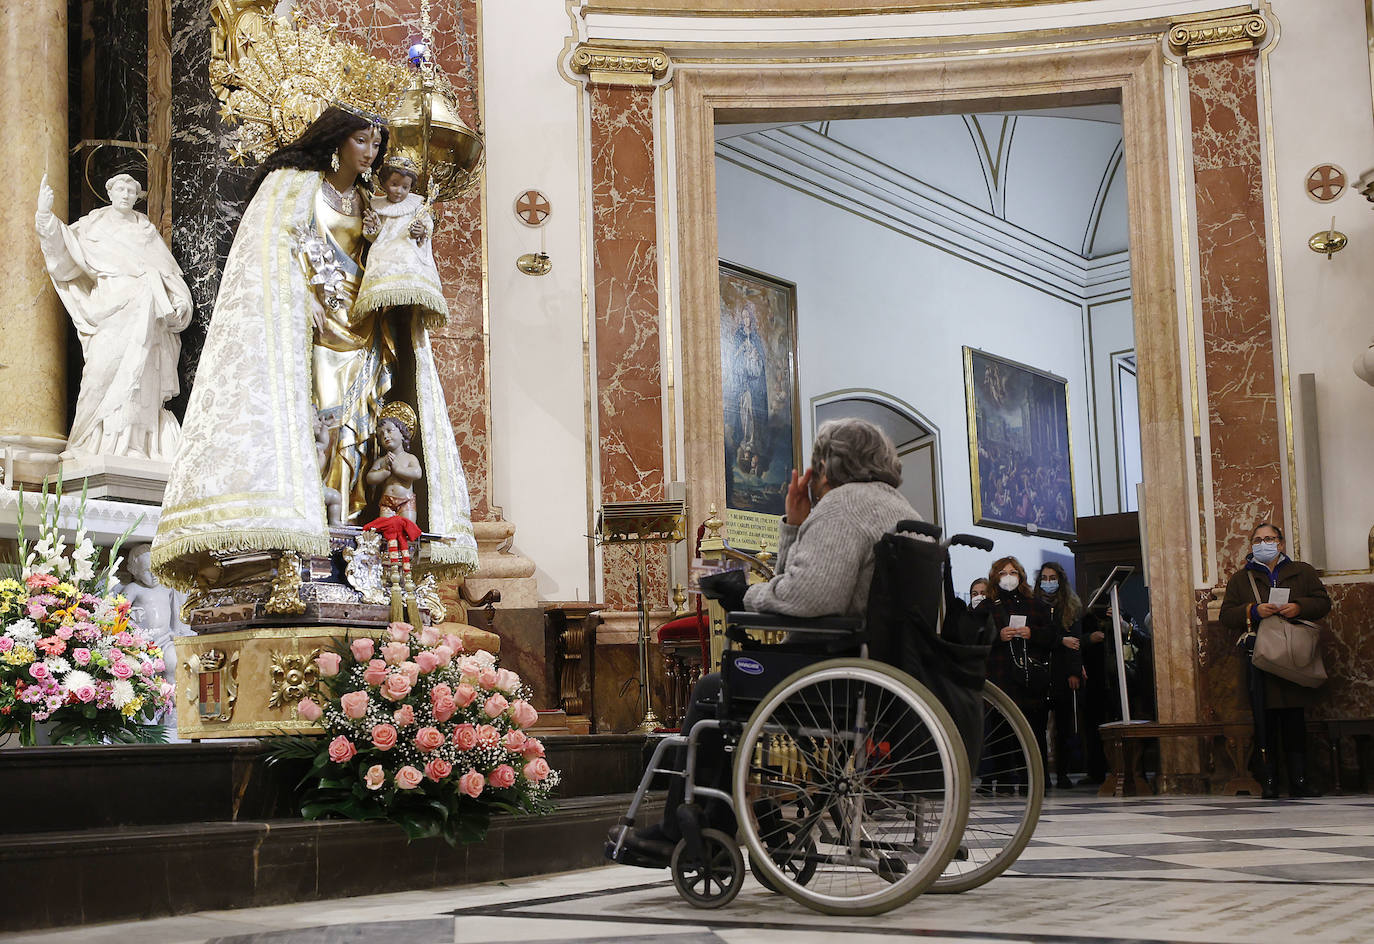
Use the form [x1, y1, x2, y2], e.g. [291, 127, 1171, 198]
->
[7, 794, 1374, 944]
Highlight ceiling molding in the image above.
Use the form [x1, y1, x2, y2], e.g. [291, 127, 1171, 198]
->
[717, 125, 1131, 303]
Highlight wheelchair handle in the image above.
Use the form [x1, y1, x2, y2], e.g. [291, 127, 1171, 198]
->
[895, 519, 941, 539]
[947, 533, 994, 552]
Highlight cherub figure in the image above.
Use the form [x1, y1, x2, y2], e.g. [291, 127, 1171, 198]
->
[366, 403, 421, 522]
[313, 408, 344, 527]
[117, 543, 187, 688]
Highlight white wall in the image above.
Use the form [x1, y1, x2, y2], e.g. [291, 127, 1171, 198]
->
[1087, 297, 1136, 514]
[481, 2, 591, 598]
[1265, 0, 1374, 572]
[715, 156, 1097, 591]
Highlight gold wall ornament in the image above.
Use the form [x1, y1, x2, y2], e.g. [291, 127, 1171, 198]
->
[1167, 13, 1267, 59]
[1308, 218, 1348, 259]
[209, 1, 413, 164]
[183, 648, 240, 722]
[268, 647, 321, 710]
[516, 252, 553, 275]
[570, 45, 670, 87]
[264, 551, 307, 615]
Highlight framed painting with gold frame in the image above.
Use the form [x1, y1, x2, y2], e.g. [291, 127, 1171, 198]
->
[720, 261, 800, 523]
[964, 347, 1076, 540]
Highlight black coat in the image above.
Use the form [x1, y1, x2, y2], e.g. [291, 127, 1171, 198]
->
[1219, 554, 1331, 709]
[982, 591, 1054, 705]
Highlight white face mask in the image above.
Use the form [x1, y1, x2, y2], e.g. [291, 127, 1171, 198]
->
[969, 593, 986, 607]
[998, 574, 1020, 592]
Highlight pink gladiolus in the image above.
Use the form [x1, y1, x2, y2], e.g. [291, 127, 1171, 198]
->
[483, 693, 509, 719]
[380, 674, 412, 702]
[387, 622, 411, 642]
[502, 730, 527, 752]
[415, 651, 440, 675]
[495, 669, 520, 694]
[424, 757, 453, 782]
[454, 683, 477, 707]
[459, 769, 485, 798]
[296, 697, 323, 722]
[523, 758, 551, 782]
[522, 737, 546, 759]
[362, 659, 389, 687]
[341, 690, 370, 719]
[381, 642, 409, 665]
[489, 764, 517, 789]
[418, 627, 440, 648]
[432, 695, 456, 723]
[477, 668, 499, 690]
[430, 683, 453, 702]
[350, 637, 376, 661]
[475, 724, 499, 749]
[327, 736, 356, 763]
[392, 704, 415, 726]
[415, 726, 445, 752]
[510, 699, 539, 730]
[316, 652, 342, 676]
[395, 765, 423, 790]
[452, 723, 478, 750]
[364, 765, 386, 790]
[371, 723, 398, 751]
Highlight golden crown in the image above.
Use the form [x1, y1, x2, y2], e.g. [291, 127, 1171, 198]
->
[379, 401, 418, 439]
[209, 4, 412, 165]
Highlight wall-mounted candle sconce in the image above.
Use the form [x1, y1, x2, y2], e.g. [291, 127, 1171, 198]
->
[514, 189, 552, 275]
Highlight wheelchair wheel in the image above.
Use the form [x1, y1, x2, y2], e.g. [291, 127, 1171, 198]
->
[932, 682, 1043, 894]
[733, 659, 970, 916]
[670, 828, 745, 909]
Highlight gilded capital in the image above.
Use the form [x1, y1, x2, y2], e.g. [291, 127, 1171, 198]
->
[1168, 13, 1267, 59]
[570, 44, 670, 87]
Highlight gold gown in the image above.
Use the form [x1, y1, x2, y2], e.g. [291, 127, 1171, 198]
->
[311, 191, 396, 520]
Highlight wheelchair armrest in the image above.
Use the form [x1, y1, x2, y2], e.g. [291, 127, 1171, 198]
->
[725, 611, 864, 634]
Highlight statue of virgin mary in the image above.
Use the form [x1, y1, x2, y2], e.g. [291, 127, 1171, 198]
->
[150, 105, 478, 590]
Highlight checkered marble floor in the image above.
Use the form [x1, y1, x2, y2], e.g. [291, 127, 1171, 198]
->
[7, 794, 1374, 944]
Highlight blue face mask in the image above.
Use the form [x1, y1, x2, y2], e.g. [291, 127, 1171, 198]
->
[1040, 579, 1059, 595]
[1252, 542, 1280, 564]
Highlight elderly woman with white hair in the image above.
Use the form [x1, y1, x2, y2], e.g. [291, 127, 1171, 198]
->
[613, 417, 921, 866]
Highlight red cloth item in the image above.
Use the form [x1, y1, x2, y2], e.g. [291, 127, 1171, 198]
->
[656, 614, 706, 643]
[363, 515, 422, 544]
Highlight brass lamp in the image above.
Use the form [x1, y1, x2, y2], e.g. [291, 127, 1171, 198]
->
[387, 67, 484, 202]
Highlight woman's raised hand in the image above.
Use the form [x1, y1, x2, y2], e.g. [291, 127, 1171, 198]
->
[784, 468, 813, 526]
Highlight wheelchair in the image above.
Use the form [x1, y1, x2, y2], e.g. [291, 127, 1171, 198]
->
[605, 522, 1044, 915]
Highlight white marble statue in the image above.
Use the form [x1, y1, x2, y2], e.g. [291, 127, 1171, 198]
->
[117, 543, 187, 733]
[35, 173, 193, 461]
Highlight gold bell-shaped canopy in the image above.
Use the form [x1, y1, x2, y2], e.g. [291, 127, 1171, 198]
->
[387, 70, 484, 203]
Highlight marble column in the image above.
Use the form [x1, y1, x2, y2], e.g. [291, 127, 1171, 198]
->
[589, 83, 668, 613]
[0, 0, 68, 453]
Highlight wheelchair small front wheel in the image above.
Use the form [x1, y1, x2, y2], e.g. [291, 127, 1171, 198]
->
[733, 659, 970, 916]
[670, 828, 745, 909]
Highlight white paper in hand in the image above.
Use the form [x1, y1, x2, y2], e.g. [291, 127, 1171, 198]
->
[1009, 615, 1028, 628]
[1267, 587, 1290, 606]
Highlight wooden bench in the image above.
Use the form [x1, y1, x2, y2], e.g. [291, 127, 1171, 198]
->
[1098, 721, 1262, 797]
[1325, 718, 1374, 794]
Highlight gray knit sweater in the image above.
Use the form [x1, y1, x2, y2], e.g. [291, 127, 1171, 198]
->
[742, 480, 920, 618]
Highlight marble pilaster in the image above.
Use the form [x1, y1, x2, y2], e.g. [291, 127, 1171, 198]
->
[1187, 51, 1284, 572]
[0, 0, 68, 446]
[590, 84, 668, 612]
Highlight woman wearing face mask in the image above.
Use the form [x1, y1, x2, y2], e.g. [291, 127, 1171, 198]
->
[1219, 522, 1330, 798]
[982, 556, 1054, 791]
[1035, 562, 1083, 789]
[968, 578, 989, 610]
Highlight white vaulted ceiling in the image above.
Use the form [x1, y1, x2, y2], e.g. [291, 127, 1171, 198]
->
[715, 105, 1129, 296]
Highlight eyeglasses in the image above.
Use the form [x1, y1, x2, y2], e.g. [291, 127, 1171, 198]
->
[1254, 536, 1281, 545]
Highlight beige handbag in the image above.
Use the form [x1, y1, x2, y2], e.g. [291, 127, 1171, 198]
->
[1246, 572, 1327, 688]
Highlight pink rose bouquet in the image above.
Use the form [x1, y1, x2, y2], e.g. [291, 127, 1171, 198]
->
[265, 620, 559, 844]
[1, 479, 173, 745]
